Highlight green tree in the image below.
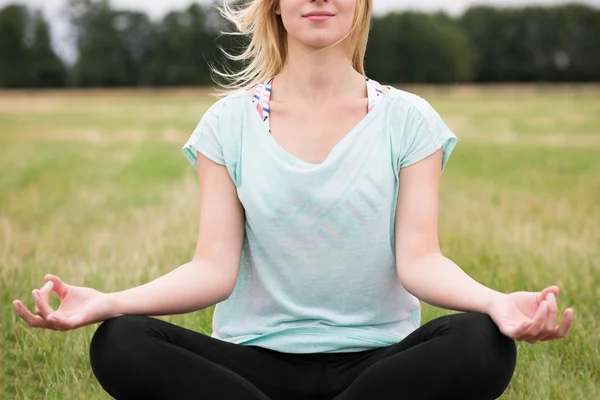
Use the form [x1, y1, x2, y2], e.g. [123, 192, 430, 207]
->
[461, 5, 600, 82]
[3, 2, 599, 87]
[29, 11, 68, 87]
[366, 12, 474, 83]
[552, 5, 600, 81]
[113, 10, 155, 86]
[147, 4, 218, 86]
[68, 0, 130, 86]
[0, 5, 30, 87]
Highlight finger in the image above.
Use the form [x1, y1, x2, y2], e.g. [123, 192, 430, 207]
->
[502, 317, 532, 342]
[13, 300, 57, 330]
[48, 313, 81, 331]
[32, 287, 55, 320]
[548, 308, 574, 340]
[540, 292, 558, 339]
[537, 286, 559, 304]
[38, 280, 54, 303]
[35, 281, 54, 316]
[45, 274, 69, 298]
[511, 321, 533, 342]
[521, 301, 549, 342]
[537, 327, 559, 342]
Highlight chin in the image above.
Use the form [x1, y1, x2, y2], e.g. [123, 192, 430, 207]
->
[295, 33, 346, 49]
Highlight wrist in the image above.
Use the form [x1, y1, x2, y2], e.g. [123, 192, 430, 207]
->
[485, 290, 507, 314]
[104, 292, 125, 319]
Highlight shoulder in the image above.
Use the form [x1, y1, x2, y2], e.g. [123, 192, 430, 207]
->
[189, 90, 249, 147]
[202, 90, 249, 120]
[384, 86, 444, 124]
[383, 86, 458, 171]
[383, 86, 454, 141]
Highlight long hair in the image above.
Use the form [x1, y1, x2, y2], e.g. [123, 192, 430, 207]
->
[211, 0, 373, 96]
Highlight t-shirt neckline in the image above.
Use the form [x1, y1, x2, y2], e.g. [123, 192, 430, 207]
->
[246, 77, 391, 168]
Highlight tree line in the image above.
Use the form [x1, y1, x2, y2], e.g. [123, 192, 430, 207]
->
[1, 0, 599, 88]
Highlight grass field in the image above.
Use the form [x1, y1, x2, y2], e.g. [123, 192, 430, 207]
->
[1, 85, 599, 399]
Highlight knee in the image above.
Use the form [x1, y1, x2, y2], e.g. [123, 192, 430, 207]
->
[452, 313, 517, 397]
[460, 313, 517, 365]
[89, 315, 151, 375]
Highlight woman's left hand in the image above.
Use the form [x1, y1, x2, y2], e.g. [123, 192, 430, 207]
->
[488, 286, 574, 343]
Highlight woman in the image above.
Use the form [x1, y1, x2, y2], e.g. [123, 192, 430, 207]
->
[13, 1, 573, 399]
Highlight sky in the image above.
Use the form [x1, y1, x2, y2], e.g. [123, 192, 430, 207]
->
[3, 0, 600, 60]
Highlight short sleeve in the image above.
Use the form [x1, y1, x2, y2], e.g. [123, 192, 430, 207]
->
[182, 103, 225, 170]
[394, 94, 458, 172]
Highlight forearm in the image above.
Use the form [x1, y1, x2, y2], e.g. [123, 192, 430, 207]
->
[398, 253, 505, 314]
[107, 261, 233, 318]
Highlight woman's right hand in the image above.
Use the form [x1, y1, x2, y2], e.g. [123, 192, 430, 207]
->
[13, 274, 117, 332]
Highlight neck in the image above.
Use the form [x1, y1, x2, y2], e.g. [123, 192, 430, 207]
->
[274, 40, 364, 103]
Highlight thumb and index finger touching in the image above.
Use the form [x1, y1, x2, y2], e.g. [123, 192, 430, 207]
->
[534, 285, 574, 324]
[12, 274, 70, 328]
[536, 285, 559, 304]
[31, 275, 68, 308]
[43, 274, 69, 298]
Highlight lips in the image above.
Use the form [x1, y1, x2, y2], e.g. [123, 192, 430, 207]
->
[303, 11, 335, 18]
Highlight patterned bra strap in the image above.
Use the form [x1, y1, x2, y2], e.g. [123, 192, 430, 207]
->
[366, 77, 385, 112]
[252, 78, 273, 124]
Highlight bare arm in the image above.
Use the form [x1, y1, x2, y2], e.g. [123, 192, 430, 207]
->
[394, 149, 504, 314]
[13, 152, 244, 331]
[109, 151, 245, 317]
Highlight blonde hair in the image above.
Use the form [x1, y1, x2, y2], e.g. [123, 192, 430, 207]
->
[211, 0, 373, 97]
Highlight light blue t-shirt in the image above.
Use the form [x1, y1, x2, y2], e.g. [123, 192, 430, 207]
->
[182, 80, 457, 354]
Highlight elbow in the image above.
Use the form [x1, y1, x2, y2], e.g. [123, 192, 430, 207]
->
[212, 272, 237, 304]
[219, 283, 235, 302]
[190, 257, 239, 304]
[218, 266, 240, 301]
[395, 254, 416, 287]
[395, 259, 413, 288]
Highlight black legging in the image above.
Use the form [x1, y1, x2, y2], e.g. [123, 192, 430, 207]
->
[89, 312, 516, 400]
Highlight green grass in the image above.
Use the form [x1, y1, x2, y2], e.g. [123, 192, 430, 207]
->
[1, 85, 599, 399]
